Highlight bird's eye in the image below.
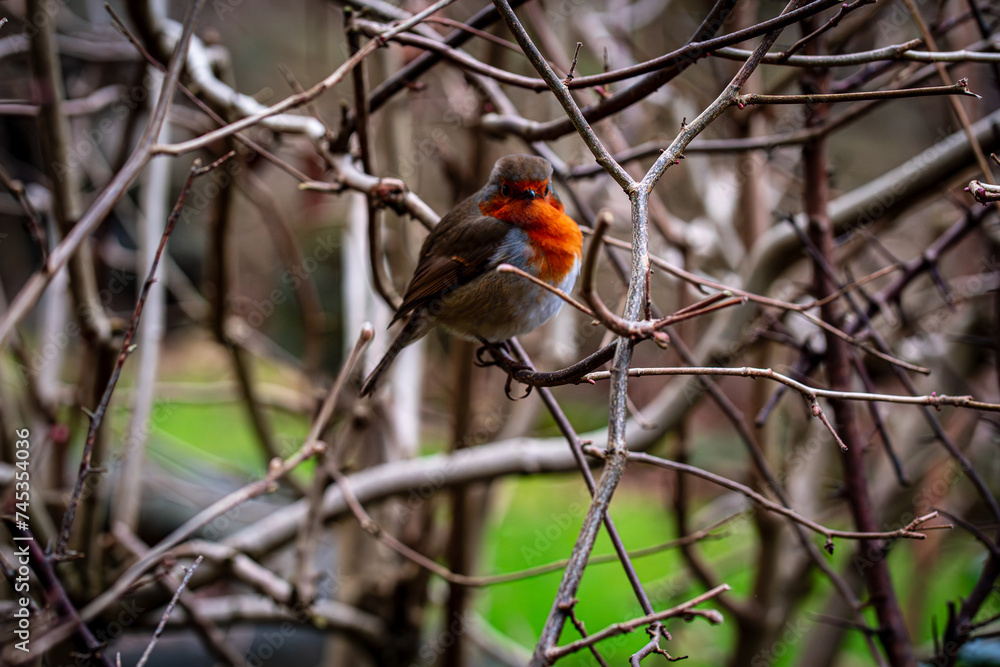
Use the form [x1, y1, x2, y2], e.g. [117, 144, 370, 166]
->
[501, 183, 511, 197]
[546, 183, 553, 196]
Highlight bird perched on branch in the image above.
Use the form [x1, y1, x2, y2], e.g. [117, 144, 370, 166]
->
[360, 154, 583, 396]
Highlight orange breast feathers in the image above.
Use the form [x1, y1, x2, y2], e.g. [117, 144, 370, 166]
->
[480, 185, 583, 284]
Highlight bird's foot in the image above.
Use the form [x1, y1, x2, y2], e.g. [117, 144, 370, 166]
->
[474, 339, 517, 367]
[475, 339, 532, 400]
[474, 342, 502, 368]
[504, 372, 532, 400]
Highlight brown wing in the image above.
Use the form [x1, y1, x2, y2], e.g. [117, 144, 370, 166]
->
[391, 194, 512, 325]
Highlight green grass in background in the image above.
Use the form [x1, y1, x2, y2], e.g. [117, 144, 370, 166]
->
[477, 474, 734, 665]
[476, 472, 991, 666]
[106, 345, 315, 482]
[144, 401, 311, 474]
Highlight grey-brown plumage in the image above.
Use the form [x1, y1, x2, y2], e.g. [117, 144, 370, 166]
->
[360, 155, 582, 396]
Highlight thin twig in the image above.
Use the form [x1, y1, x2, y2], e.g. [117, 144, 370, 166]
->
[56, 153, 236, 557]
[735, 78, 979, 107]
[563, 602, 610, 666]
[900, 0, 998, 217]
[546, 585, 731, 661]
[347, 12, 403, 310]
[580, 365, 999, 412]
[491, 2, 633, 187]
[0, 162, 46, 261]
[496, 264, 595, 317]
[303, 153, 440, 229]
[776, 0, 876, 61]
[580, 212, 744, 345]
[813, 401, 849, 451]
[967, 180, 1000, 203]
[361, 0, 533, 116]
[566, 57, 977, 166]
[620, 234, 929, 373]
[480, 340, 618, 388]
[113, 525, 249, 667]
[564, 42, 583, 84]
[135, 556, 204, 667]
[321, 445, 727, 590]
[584, 448, 950, 542]
[715, 40, 1000, 65]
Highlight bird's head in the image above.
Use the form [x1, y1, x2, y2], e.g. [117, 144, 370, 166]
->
[479, 154, 559, 208]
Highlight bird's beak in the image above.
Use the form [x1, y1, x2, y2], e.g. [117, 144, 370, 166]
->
[523, 188, 537, 199]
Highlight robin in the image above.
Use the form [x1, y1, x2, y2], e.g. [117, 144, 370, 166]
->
[360, 154, 583, 396]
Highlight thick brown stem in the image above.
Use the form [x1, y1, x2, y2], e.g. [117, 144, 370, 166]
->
[803, 55, 915, 667]
[444, 339, 475, 667]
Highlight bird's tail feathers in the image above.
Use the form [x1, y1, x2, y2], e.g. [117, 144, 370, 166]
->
[359, 314, 426, 396]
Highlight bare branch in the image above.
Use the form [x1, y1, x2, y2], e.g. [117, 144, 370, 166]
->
[135, 556, 203, 667]
[546, 585, 731, 661]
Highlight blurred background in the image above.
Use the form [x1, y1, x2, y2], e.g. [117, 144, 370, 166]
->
[1, 0, 1000, 664]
